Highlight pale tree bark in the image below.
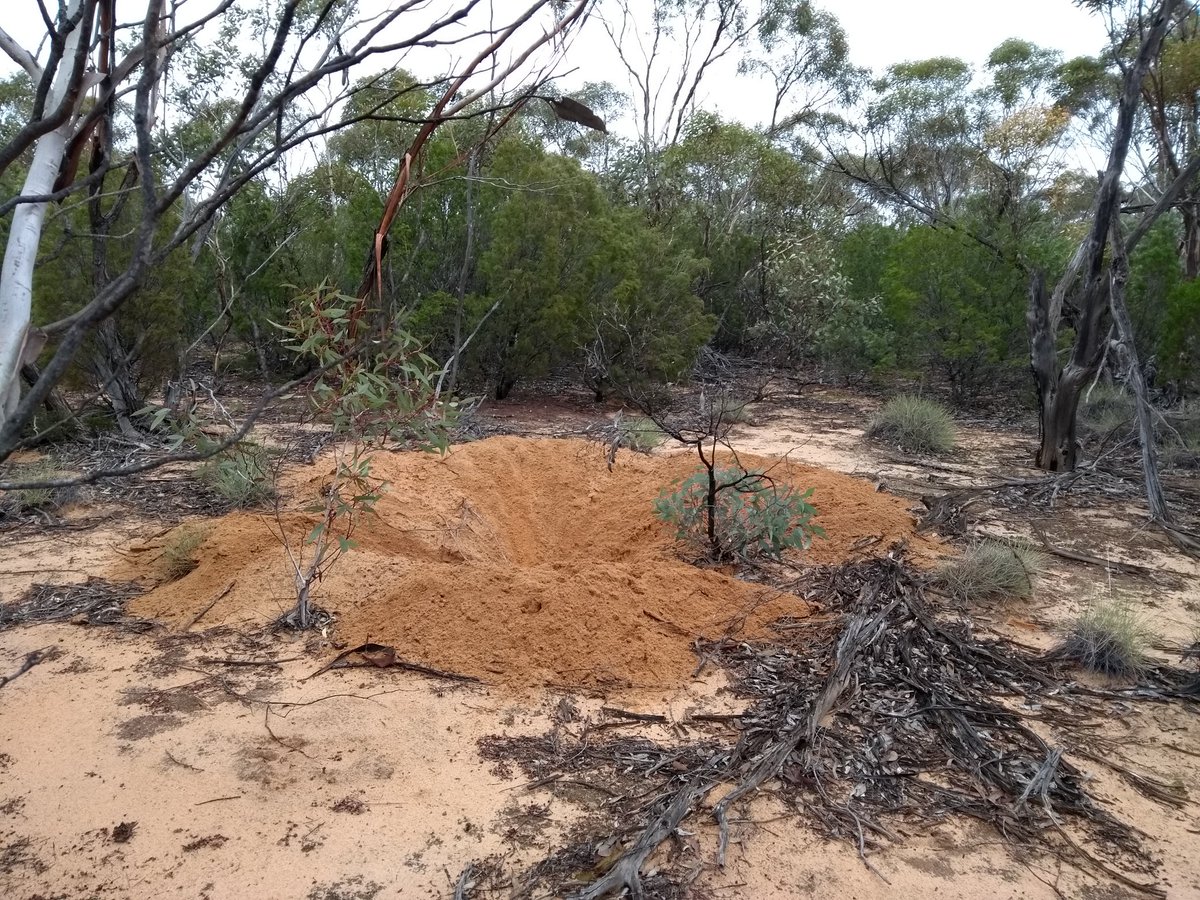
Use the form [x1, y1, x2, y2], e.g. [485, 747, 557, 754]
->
[0, 0, 94, 427]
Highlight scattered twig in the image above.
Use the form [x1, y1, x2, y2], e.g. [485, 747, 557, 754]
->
[193, 795, 242, 806]
[182, 581, 235, 632]
[165, 751, 204, 773]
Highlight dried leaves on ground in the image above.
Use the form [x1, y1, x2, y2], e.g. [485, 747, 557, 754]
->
[476, 557, 1191, 899]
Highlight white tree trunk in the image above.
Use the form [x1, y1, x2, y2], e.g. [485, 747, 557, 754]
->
[0, 0, 89, 431]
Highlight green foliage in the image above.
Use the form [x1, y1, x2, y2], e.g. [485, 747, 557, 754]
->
[281, 284, 456, 447]
[749, 235, 889, 379]
[881, 227, 1026, 403]
[936, 539, 1044, 602]
[1058, 598, 1151, 678]
[618, 416, 667, 452]
[198, 443, 278, 508]
[866, 395, 957, 454]
[654, 465, 824, 561]
[1078, 383, 1133, 436]
[275, 285, 451, 629]
[1161, 277, 1200, 392]
[161, 525, 209, 581]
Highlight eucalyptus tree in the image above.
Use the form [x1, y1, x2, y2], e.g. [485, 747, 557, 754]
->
[0, 0, 597, 467]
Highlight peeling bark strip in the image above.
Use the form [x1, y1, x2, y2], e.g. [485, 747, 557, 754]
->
[1027, 0, 1182, 472]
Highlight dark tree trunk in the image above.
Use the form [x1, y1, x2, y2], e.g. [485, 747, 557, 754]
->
[1029, 273, 1111, 471]
[1029, 0, 1180, 472]
[1182, 203, 1200, 279]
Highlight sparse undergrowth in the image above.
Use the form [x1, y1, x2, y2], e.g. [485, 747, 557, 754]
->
[0, 460, 75, 517]
[866, 394, 956, 454]
[161, 525, 209, 580]
[197, 443, 278, 508]
[936, 539, 1044, 602]
[1163, 403, 1200, 469]
[1078, 382, 1134, 437]
[1057, 597, 1151, 678]
[617, 415, 666, 452]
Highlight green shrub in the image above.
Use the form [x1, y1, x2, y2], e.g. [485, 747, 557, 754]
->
[1079, 383, 1133, 436]
[866, 395, 956, 454]
[198, 443, 277, 508]
[161, 525, 208, 580]
[936, 539, 1044, 602]
[619, 416, 666, 452]
[654, 465, 824, 561]
[1057, 598, 1151, 678]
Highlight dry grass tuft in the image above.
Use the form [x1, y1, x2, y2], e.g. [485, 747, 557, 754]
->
[618, 416, 667, 452]
[936, 539, 1044, 602]
[1057, 598, 1151, 678]
[866, 395, 956, 455]
[161, 526, 209, 581]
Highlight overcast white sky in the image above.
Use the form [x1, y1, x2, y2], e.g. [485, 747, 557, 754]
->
[0, 0, 1111, 135]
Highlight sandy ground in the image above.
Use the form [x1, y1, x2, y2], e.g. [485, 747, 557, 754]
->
[2, 386, 1199, 899]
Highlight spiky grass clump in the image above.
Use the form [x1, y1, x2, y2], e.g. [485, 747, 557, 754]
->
[0, 460, 74, 515]
[619, 416, 667, 452]
[1078, 382, 1133, 436]
[936, 539, 1044, 602]
[161, 525, 208, 580]
[866, 395, 956, 455]
[714, 395, 752, 425]
[1057, 598, 1151, 678]
[198, 444, 277, 508]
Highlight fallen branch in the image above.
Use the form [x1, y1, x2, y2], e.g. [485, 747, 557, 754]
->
[307, 642, 482, 683]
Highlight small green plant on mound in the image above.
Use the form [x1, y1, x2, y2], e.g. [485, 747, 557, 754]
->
[936, 539, 1044, 602]
[654, 465, 823, 561]
[866, 395, 956, 454]
[1079, 382, 1134, 436]
[198, 442, 278, 508]
[161, 525, 209, 580]
[1057, 598, 1151, 678]
[618, 415, 667, 452]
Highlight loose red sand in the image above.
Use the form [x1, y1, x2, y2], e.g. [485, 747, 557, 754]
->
[127, 436, 938, 688]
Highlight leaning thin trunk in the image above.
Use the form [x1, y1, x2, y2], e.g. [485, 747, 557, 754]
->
[1028, 273, 1109, 472]
[447, 146, 480, 397]
[1109, 219, 1171, 525]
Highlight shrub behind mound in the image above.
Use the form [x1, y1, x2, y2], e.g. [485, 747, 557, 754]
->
[866, 395, 956, 454]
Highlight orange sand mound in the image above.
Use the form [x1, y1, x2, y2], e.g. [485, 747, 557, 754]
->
[128, 437, 938, 688]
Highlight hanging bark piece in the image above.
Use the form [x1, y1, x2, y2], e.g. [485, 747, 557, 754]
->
[546, 96, 607, 133]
